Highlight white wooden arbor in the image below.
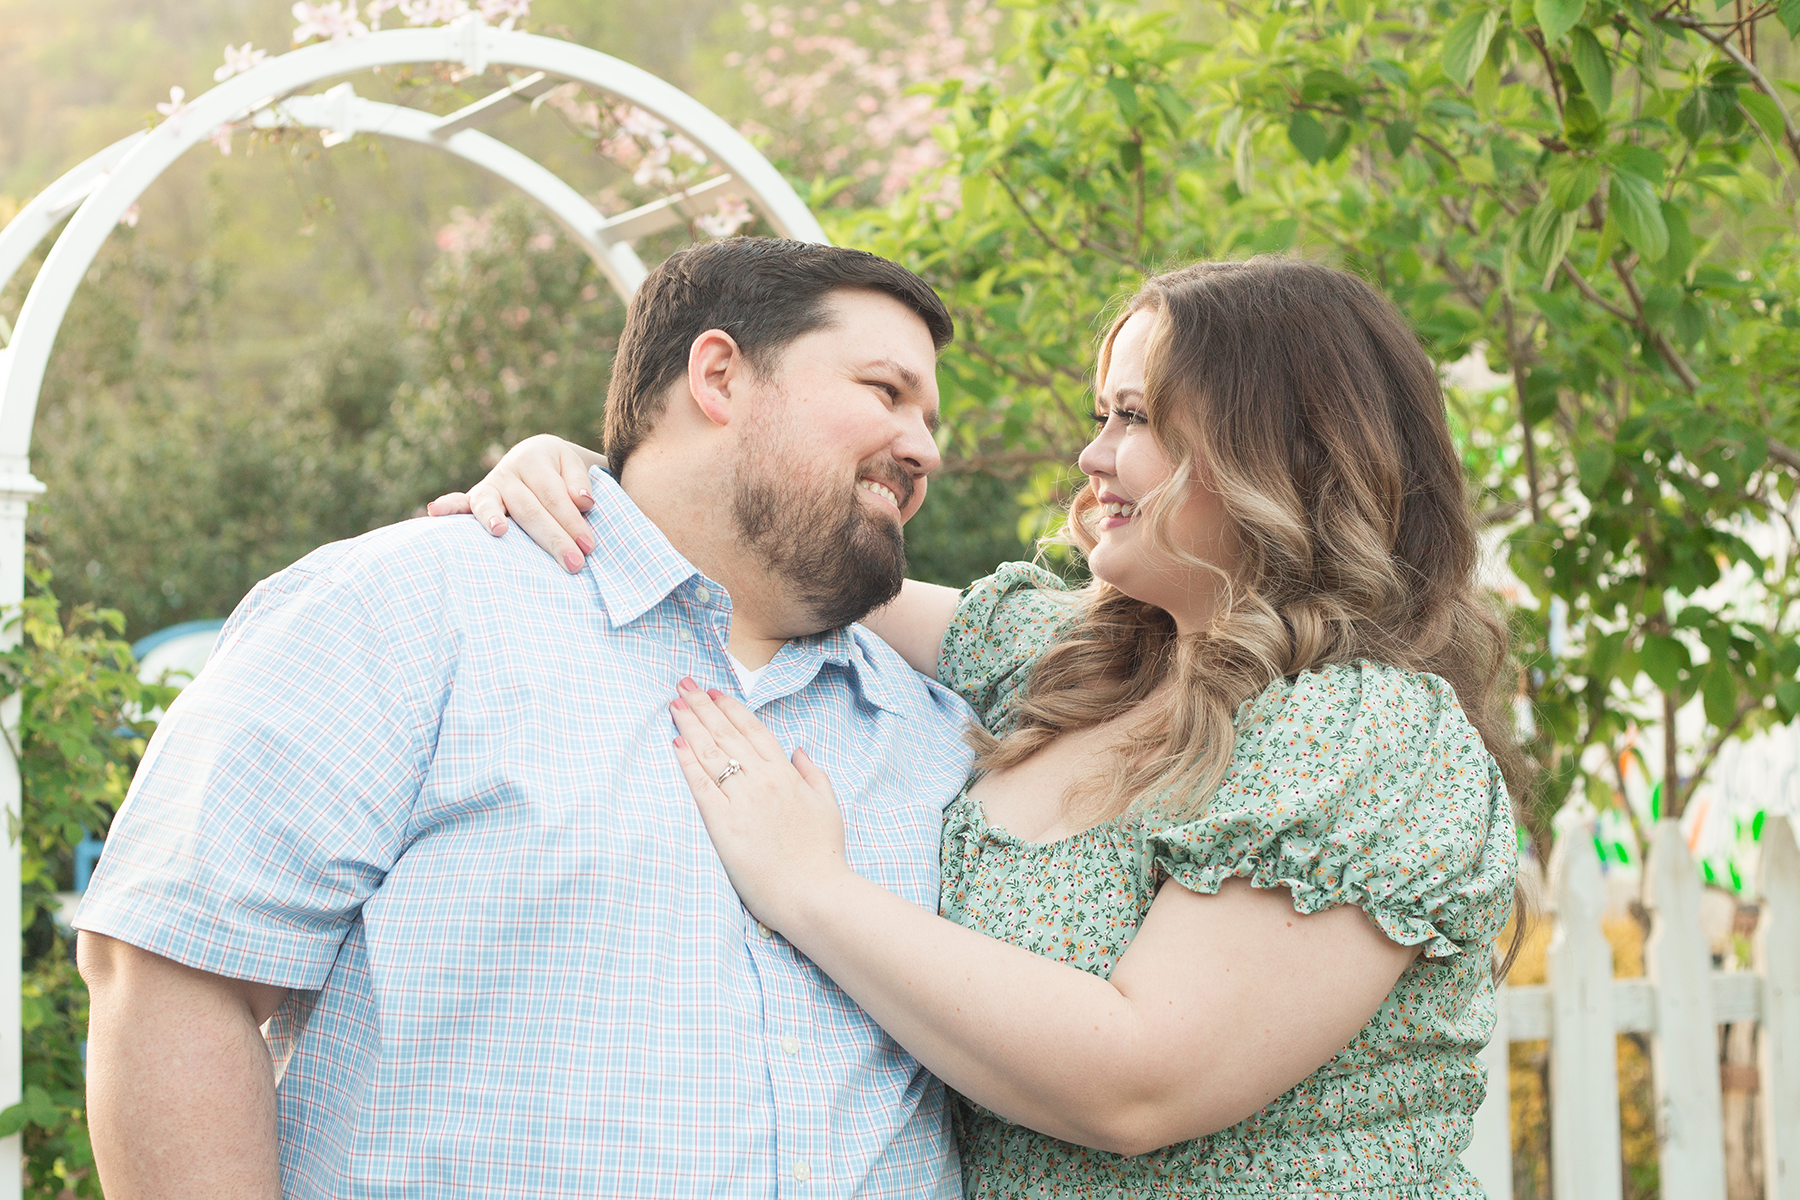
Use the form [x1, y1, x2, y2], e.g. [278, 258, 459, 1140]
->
[0, 16, 823, 1191]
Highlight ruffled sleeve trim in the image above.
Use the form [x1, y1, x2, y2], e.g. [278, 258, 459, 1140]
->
[1149, 662, 1517, 964]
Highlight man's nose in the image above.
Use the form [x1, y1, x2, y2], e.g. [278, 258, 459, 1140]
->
[894, 408, 942, 476]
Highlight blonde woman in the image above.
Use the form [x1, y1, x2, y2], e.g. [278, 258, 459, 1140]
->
[434, 258, 1523, 1196]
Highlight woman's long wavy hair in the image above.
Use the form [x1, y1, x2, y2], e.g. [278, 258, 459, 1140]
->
[973, 257, 1531, 970]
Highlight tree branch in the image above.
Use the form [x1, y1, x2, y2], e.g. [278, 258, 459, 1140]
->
[1672, 14, 1800, 170]
[1559, 260, 1637, 323]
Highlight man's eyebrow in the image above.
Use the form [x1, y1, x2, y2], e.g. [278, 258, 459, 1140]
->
[863, 358, 939, 431]
[863, 358, 925, 394]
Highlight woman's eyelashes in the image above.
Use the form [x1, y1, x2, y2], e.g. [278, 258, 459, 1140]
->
[1092, 406, 1149, 428]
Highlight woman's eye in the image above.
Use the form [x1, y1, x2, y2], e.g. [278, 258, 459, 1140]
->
[1119, 407, 1149, 426]
[1090, 411, 1110, 427]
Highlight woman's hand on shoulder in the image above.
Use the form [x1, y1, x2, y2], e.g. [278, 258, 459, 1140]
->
[425, 434, 605, 573]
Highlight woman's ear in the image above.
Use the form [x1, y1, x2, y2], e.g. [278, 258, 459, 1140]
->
[687, 329, 744, 428]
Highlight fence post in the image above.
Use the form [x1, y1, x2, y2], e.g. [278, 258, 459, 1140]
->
[1465, 983, 1513, 1197]
[1645, 817, 1728, 1200]
[1547, 818, 1623, 1200]
[1760, 814, 1800, 1200]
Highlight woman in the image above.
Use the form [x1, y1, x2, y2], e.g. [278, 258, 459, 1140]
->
[432, 257, 1524, 1196]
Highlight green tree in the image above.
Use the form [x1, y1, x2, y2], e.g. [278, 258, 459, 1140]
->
[0, 562, 175, 1198]
[844, 0, 1800, 861]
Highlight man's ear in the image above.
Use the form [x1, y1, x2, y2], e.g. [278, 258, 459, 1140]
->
[687, 329, 745, 428]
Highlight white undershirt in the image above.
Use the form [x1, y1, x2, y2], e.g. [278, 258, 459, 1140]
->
[727, 653, 768, 694]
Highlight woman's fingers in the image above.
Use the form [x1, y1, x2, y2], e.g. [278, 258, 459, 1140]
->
[672, 680, 762, 762]
[425, 491, 475, 518]
[706, 690, 792, 762]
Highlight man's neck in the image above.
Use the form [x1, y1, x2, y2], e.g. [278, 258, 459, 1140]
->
[618, 447, 803, 671]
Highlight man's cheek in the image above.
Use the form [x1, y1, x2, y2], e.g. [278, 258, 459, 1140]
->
[900, 474, 928, 525]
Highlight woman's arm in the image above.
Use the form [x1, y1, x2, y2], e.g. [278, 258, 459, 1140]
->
[860, 581, 961, 678]
[669, 682, 1420, 1156]
[429, 435, 966, 677]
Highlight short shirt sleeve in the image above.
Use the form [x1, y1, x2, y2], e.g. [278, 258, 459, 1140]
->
[936, 561, 1079, 735]
[1149, 661, 1517, 961]
[75, 545, 447, 990]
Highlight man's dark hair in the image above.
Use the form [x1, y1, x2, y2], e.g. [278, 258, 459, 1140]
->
[602, 238, 954, 472]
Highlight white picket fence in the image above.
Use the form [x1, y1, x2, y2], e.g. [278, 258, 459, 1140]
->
[1460, 812, 1800, 1198]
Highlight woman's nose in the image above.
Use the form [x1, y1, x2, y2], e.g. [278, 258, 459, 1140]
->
[1077, 431, 1113, 478]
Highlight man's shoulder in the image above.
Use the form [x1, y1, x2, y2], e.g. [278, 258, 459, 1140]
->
[845, 623, 974, 726]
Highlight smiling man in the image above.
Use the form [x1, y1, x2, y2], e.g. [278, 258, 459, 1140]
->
[76, 239, 977, 1199]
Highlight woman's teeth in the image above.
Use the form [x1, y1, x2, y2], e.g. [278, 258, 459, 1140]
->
[859, 479, 901, 508]
[1101, 501, 1138, 517]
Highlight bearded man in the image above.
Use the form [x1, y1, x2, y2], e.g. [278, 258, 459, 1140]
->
[76, 239, 976, 1199]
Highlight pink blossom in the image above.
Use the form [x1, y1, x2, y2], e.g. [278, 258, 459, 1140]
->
[292, 1, 369, 43]
[155, 86, 188, 135]
[210, 125, 234, 156]
[397, 0, 469, 25]
[118, 204, 140, 228]
[214, 42, 269, 82]
[363, 0, 401, 29]
[696, 195, 754, 238]
[476, 0, 530, 27]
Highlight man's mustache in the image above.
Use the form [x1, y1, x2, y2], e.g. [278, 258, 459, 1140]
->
[859, 459, 917, 512]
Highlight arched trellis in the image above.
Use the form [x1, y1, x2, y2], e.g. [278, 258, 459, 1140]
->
[0, 16, 825, 1188]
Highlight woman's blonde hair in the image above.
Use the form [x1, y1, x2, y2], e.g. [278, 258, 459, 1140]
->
[976, 258, 1528, 936]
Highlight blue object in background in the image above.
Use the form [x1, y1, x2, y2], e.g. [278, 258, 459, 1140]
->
[74, 832, 104, 894]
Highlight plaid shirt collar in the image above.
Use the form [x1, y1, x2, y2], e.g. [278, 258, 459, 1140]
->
[582, 468, 903, 714]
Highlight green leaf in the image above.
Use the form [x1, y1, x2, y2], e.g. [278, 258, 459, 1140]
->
[1548, 156, 1602, 210]
[1288, 110, 1328, 163]
[1576, 445, 1615, 496]
[1568, 27, 1613, 112]
[1106, 76, 1140, 121]
[1782, 0, 1800, 35]
[1641, 634, 1690, 692]
[1777, 679, 1800, 721]
[1657, 201, 1696, 281]
[1740, 90, 1789, 144]
[1534, 0, 1586, 44]
[1474, 59, 1502, 111]
[1703, 663, 1739, 727]
[0, 1086, 59, 1138]
[1610, 143, 1666, 184]
[1443, 8, 1502, 88]
[1609, 170, 1669, 261]
[1384, 120, 1416, 156]
[1527, 199, 1580, 284]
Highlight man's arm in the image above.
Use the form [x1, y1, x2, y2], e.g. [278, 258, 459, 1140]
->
[80, 932, 289, 1199]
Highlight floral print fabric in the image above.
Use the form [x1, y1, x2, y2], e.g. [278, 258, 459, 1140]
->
[935, 562, 1517, 1198]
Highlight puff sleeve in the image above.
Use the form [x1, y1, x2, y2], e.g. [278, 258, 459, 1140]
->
[1149, 661, 1517, 961]
[936, 561, 1079, 736]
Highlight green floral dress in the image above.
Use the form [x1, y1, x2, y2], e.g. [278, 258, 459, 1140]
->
[936, 563, 1517, 1199]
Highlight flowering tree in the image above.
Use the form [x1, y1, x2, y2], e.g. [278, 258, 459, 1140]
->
[842, 0, 1800, 866]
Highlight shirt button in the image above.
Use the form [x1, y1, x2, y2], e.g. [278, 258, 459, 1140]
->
[694, 586, 711, 604]
[792, 1162, 811, 1182]
[780, 1035, 800, 1055]
[756, 921, 772, 938]
[676, 627, 692, 643]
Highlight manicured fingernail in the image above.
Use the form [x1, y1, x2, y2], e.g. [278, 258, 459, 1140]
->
[678, 677, 699, 692]
[707, 688, 724, 701]
[562, 549, 583, 573]
[671, 697, 688, 711]
[576, 534, 595, 554]
[489, 518, 507, 535]
[674, 736, 687, 749]
[577, 490, 593, 505]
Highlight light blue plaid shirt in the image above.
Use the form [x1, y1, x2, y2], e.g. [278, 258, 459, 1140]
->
[78, 469, 976, 1199]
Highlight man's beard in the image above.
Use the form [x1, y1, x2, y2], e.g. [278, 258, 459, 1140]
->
[731, 451, 911, 635]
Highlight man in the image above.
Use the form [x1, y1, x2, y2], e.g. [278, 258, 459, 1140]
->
[77, 238, 977, 1198]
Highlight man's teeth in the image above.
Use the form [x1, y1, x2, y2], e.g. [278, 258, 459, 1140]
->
[1101, 501, 1138, 517]
[859, 479, 901, 508]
